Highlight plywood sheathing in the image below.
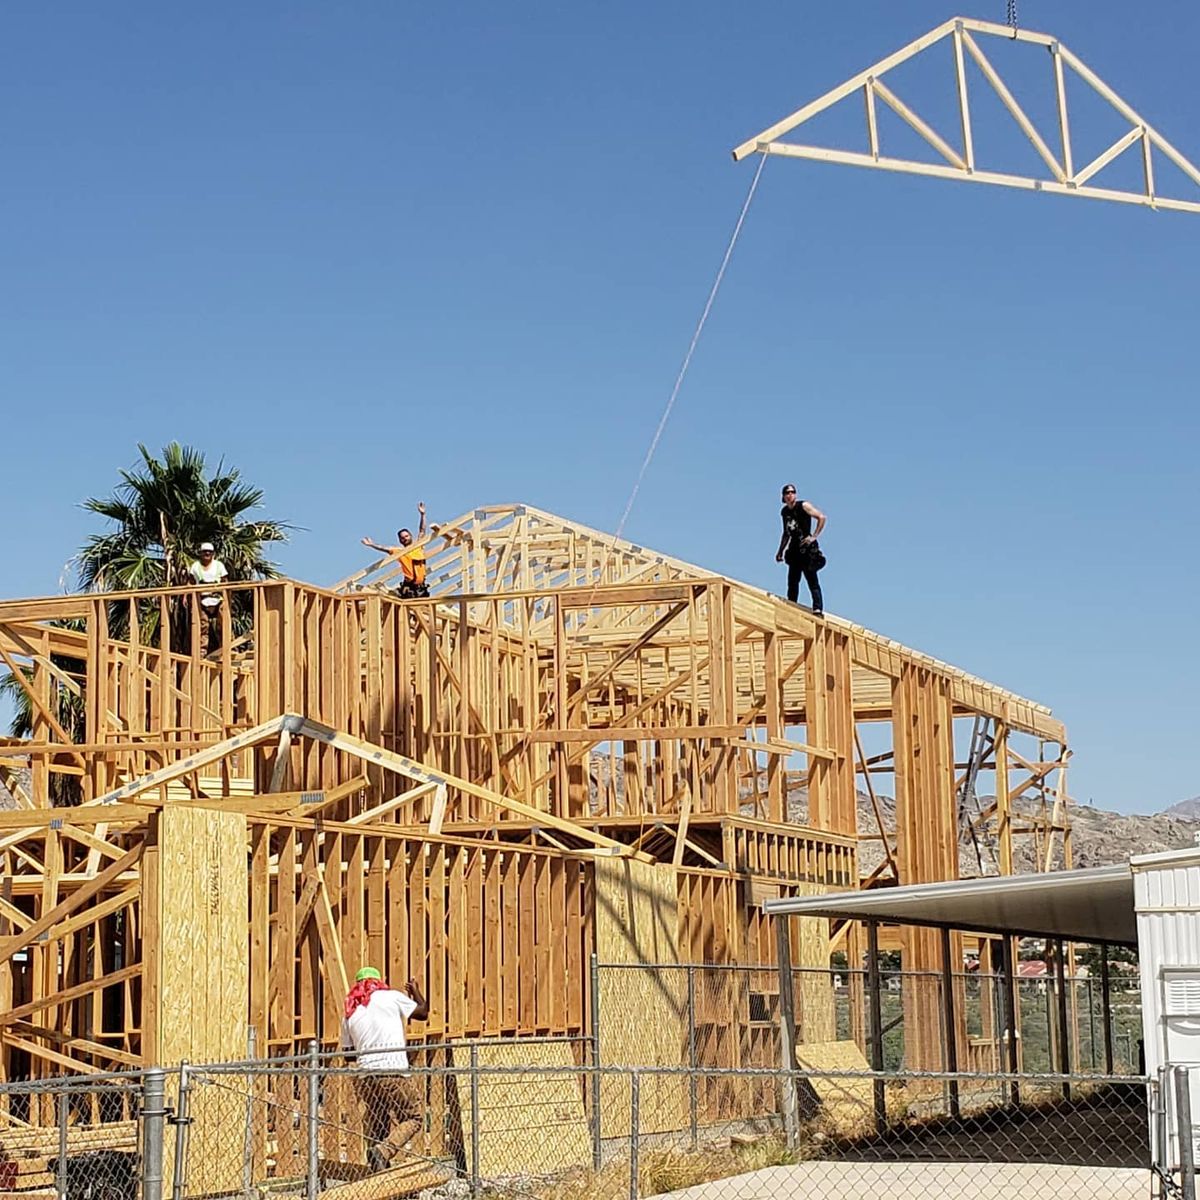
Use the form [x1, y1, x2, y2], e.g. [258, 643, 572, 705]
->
[594, 859, 688, 1134]
[457, 1041, 591, 1175]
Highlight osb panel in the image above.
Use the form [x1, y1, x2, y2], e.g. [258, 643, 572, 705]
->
[595, 860, 687, 1134]
[157, 807, 249, 1198]
[594, 859, 680, 967]
[794, 1039, 874, 1135]
[457, 1041, 590, 1175]
[793, 882, 836, 1046]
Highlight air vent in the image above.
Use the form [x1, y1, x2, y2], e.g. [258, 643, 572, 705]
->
[1167, 978, 1200, 1017]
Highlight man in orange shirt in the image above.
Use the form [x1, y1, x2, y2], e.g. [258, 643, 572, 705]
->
[362, 503, 431, 598]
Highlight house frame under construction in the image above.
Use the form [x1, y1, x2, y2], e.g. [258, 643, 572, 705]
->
[0, 502, 1070, 1101]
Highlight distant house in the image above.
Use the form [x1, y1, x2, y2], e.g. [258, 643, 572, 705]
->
[1017, 960, 1048, 979]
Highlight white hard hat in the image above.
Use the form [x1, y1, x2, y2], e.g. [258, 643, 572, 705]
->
[199, 542, 215, 552]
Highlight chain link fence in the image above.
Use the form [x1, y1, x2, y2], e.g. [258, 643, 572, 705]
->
[0, 1053, 1186, 1200]
[595, 962, 1144, 1087]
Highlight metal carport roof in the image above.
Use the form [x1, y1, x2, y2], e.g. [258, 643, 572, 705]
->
[763, 864, 1136, 945]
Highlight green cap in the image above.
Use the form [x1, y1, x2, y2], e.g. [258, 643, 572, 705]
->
[355, 966, 382, 982]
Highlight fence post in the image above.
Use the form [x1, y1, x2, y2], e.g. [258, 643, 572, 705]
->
[628, 1073, 640, 1200]
[1176, 1065, 1197, 1200]
[687, 965, 698, 1150]
[1157, 1070, 1170, 1185]
[171, 1063, 192, 1200]
[865, 921, 886, 1135]
[1054, 940, 1071, 1099]
[56, 1088, 68, 1200]
[469, 1043, 481, 1200]
[142, 1067, 167, 1200]
[1000, 938, 1020, 1108]
[243, 1027, 257, 1200]
[1100, 944, 1115, 1074]
[591, 953, 602, 1170]
[1086, 978, 1096, 1069]
[306, 1040, 320, 1200]
[774, 918, 799, 1150]
[938, 927, 960, 1120]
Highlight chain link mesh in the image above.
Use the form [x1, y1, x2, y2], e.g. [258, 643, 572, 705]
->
[0, 962, 1159, 1200]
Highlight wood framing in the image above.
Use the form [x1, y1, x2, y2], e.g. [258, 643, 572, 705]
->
[732, 16, 1200, 216]
[0, 501, 1071, 1099]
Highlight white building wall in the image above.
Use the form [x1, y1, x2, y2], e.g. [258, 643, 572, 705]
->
[1133, 848, 1200, 1171]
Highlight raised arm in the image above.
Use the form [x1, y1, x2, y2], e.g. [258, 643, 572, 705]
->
[416, 502, 427, 540]
[361, 536, 399, 555]
[405, 976, 430, 1022]
[801, 501, 827, 541]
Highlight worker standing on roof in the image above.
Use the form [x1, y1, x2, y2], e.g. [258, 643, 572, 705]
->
[775, 484, 826, 616]
[188, 542, 229, 653]
[361, 502, 431, 599]
[342, 967, 430, 1171]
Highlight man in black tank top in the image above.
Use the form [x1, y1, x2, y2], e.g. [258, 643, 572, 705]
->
[775, 483, 827, 614]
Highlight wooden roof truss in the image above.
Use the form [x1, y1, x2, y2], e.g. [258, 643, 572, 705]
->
[732, 16, 1200, 215]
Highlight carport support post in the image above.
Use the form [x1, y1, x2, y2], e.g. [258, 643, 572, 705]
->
[775, 915, 800, 1150]
[1054, 939, 1071, 1098]
[939, 927, 960, 1119]
[1100, 942, 1115, 1074]
[1001, 937, 1020, 1107]
[866, 920, 886, 1133]
[1175, 1065, 1197, 1200]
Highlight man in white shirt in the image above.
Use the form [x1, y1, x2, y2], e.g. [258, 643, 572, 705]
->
[187, 542, 228, 654]
[342, 967, 429, 1170]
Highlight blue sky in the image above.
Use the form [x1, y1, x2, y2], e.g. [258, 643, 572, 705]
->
[1, 2, 1196, 813]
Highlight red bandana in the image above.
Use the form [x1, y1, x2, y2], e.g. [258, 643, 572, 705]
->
[344, 978, 389, 1019]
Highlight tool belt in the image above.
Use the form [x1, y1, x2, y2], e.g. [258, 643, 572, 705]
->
[787, 538, 826, 571]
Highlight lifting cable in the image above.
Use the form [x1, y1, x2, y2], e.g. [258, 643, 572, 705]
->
[601, 151, 769, 572]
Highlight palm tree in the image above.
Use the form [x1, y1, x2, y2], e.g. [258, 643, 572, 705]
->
[78, 442, 289, 591]
[2, 444, 291, 782]
[77, 442, 292, 647]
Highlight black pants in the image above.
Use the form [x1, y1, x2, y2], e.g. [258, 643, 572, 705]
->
[787, 557, 823, 612]
[393, 580, 430, 600]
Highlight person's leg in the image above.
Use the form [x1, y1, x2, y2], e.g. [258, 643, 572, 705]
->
[196, 603, 211, 654]
[805, 567, 824, 615]
[380, 1075, 423, 1162]
[355, 1077, 391, 1170]
[786, 558, 802, 603]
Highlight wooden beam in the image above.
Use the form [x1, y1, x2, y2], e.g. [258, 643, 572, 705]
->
[87, 715, 288, 805]
[314, 875, 350, 997]
[0, 641, 86, 769]
[0, 1032, 102, 1075]
[1, 964, 142, 1024]
[0, 844, 142, 964]
[347, 781, 441, 826]
[295, 717, 648, 860]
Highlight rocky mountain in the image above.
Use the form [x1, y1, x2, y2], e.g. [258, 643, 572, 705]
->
[1163, 795, 1200, 820]
[786, 785, 1200, 878]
